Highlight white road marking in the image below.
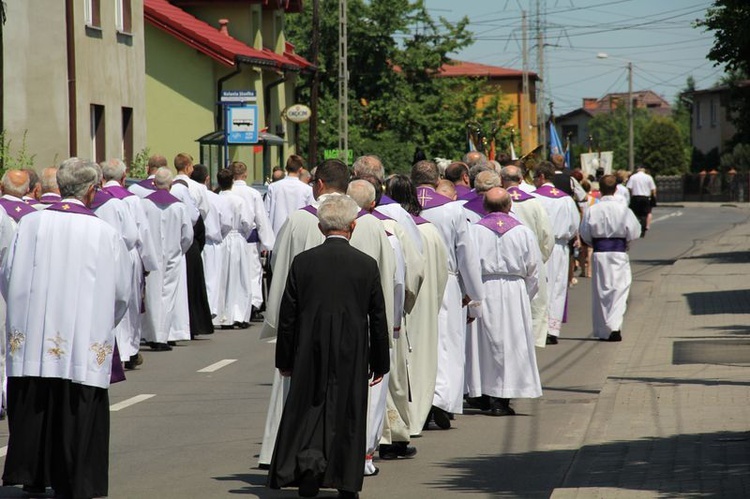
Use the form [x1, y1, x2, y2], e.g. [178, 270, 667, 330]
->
[197, 359, 237, 373]
[110, 394, 156, 412]
[651, 211, 682, 224]
[0, 446, 6, 457]
[267, 338, 277, 344]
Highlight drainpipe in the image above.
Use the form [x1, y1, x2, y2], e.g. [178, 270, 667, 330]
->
[65, 0, 77, 156]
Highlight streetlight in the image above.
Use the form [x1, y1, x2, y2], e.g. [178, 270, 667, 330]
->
[597, 53, 634, 172]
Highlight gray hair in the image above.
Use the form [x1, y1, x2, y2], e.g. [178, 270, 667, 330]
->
[500, 165, 523, 185]
[347, 179, 376, 209]
[154, 167, 174, 189]
[352, 155, 385, 181]
[1, 170, 30, 198]
[317, 194, 359, 232]
[468, 161, 491, 187]
[40, 167, 59, 193]
[474, 170, 501, 193]
[57, 158, 100, 200]
[100, 158, 127, 182]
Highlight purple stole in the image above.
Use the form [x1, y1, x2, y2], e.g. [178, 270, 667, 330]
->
[534, 184, 567, 199]
[45, 200, 97, 217]
[454, 185, 472, 198]
[90, 189, 115, 210]
[462, 195, 487, 218]
[457, 187, 476, 201]
[507, 186, 534, 203]
[379, 194, 398, 205]
[23, 197, 40, 206]
[39, 193, 62, 205]
[476, 212, 522, 237]
[411, 214, 430, 225]
[0, 197, 37, 222]
[369, 210, 392, 222]
[137, 177, 157, 191]
[103, 184, 135, 200]
[416, 186, 452, 210]
[302, 204, 318, 216]
[110, 342, 126, 384]
[146, 189, 181, 207]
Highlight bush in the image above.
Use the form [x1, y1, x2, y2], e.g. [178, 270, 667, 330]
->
[637, 117, 688, 175]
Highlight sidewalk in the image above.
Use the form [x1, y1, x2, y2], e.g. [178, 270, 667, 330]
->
[553, 207, 750, 498]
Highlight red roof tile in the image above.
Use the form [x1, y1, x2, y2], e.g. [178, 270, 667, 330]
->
[435, 60, 538, 80]
[144, 0, 309, 71]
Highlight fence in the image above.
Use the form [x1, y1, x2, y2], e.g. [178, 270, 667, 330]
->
[655, 173, 748, 203]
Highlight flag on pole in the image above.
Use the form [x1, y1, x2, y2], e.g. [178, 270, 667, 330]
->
[549, 121, 566, 168]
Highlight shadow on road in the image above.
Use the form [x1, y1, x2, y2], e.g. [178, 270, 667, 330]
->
[685, 289, 750, 315]
[426, 430, 750, 498]
[213, 471, 340, 498]
[685, 251, 750, 264]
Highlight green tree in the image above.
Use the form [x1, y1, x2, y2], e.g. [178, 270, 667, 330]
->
[673, 76, 695, 159]
[720, 143, 750, 171]
[286, 0, 512, 171]
[637, 117, 688, 175]
[697, 1, 750, 144]
[587, 107, 652, 170]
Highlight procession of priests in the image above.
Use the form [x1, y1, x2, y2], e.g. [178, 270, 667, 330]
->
[0, 149, 643, 498]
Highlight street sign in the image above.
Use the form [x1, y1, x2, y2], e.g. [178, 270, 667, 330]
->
[284, 104, 312, 123]
[220, 90, 257, 103]
[226, 105, 259, 144]
[324, 148, 353, 163]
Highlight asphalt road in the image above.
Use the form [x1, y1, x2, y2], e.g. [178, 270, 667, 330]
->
[0, 204, 747, 498]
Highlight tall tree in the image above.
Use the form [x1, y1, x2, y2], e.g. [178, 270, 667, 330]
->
[637, 117, 688, 175]
[587, 107, 652, 171]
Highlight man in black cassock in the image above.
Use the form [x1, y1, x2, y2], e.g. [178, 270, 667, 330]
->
[268, 195, 390, 499]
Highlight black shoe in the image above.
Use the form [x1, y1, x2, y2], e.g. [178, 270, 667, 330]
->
[124, 353, 143, 370]
[149, 342, 172, 352]
[465, 395, 491, 411]
[167, 341, 177, 346]
[337, 490, 359, 499]
[379, 442, 417, 460]
[489, 397, 516, 416]
[432, 406, 451, 429]
[608, 330, 622, 342]
[423, 410, 433, 431]
[250, 310, 264, 323]
[298, 470, 319, 498]
[238, 321, 251, 329]
[22, 485, 46, 494]
[546, 334, 558, 345]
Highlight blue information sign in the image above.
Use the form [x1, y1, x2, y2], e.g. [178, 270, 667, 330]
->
[226, 105, 259, 144]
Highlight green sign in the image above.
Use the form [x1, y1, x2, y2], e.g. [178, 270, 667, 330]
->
[324, 149, 353, 164]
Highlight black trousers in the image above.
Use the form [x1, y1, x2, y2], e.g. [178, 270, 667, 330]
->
[3, 377, 110, 499]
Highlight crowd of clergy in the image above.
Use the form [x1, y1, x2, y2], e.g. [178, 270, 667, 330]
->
[0, 148, 646, 498]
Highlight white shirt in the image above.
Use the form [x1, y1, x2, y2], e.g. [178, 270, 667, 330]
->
[627, 171, 656, 196]
[264, 176, 314, 235]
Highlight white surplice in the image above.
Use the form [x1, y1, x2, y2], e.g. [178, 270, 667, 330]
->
[419, 192, 484, 414]
[264, 176, 314, 235]
[202, 190, 232, 319]
[579, 196, 641, 338]
[141, 193, 194, 344]
[216, 191, 253, 325]
[472, 220, 542, 399]
[375, 200, 424, 253]
[533, 184, 580, 337]
[2, 202, 131, 388]
[232, 180, 275, 314]
[405, 220, 448, 436]
[511, 195, 555, 348]
[257, 194, 396, 467]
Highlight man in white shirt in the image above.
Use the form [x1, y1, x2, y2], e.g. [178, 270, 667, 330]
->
[626, 167, 657, 237]
[264, 155, 313, 235]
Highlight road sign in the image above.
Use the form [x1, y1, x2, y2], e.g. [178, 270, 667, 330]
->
[226, 105, 258, 144]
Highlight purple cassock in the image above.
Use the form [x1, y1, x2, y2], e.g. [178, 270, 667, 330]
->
[476, 212, 522, 237]
[533, 185, 568, 199]
[416, 186, 453, 210]
[506, 186, 534, 203]
[0, 197, 37, 222]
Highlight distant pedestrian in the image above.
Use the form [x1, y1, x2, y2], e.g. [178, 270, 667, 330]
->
[626, 166, 657, 237]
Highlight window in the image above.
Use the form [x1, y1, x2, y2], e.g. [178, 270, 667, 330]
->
[122, 107, 133, 167]
[116, 0, 132, 33]
[710, 99, 717, 127]
[84, 0, 101, 28]
[91, 104, 105, 163]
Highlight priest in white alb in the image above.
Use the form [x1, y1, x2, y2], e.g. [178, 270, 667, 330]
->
[264, 154, 314, 235]
[579, 174, 641, 342]
[1, 158, 131, 499]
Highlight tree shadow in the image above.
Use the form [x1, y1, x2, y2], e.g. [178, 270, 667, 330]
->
[212, 471, 340, 497]
[630, 258, 678, 266]
[685, 251, 750, 264]
[684, 289, 750, 315]
[427, 430, 750, 498]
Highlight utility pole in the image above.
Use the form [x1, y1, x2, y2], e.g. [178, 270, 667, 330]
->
[338, 0, 348, 164]
[627, 61, 634, 171]
[521, 10, 530, 154]
[536, 0, 546, 158]
[308, 0, 320, 168]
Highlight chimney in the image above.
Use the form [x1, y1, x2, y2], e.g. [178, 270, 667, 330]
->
[218, 19, 229, 37]
[582, 98, 597, 110]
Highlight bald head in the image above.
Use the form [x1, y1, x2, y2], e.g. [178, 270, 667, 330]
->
[1, 170, 30, 198]
[41, 167, 60, 194]
[462, 151, 486, 167]
[436, 179, 457, 200]
[500, 165, 523, 187]
[483, 187, 512, 214]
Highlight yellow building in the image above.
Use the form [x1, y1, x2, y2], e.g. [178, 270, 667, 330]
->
[436, 60, 540, 156]
[144, 0, 312, 182]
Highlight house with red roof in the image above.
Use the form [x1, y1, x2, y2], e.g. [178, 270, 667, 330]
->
[144, 0, 312, 181]
[434, 59, 540, 154]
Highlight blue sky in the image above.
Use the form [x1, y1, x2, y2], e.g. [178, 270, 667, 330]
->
[422, 0, 720, 114]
